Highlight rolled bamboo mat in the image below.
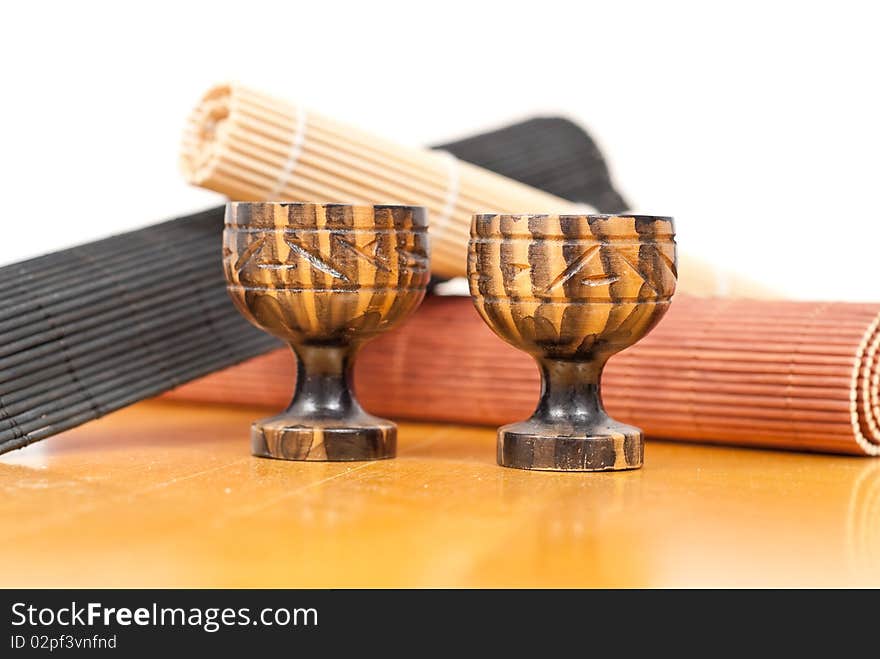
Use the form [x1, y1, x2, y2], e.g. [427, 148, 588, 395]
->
[181, 83, 766, 298]
[166, 295, 880, 456]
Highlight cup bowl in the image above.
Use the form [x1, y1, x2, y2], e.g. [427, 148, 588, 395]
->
[224, 202, 430, 345]
[468, 213, 676, 361]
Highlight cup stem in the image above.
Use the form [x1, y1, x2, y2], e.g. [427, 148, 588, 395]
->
[250, 341, 396, 461]
[496, 354, 644, 471]
[287, 343, 362, 420]
[532, 357, 609, 427]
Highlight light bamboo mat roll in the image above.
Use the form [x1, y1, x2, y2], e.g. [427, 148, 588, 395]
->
[180, 83, 767, 298]
[165, 295, 880, 456]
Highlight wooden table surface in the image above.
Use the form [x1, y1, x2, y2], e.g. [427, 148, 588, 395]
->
[1, 400, 878, 588]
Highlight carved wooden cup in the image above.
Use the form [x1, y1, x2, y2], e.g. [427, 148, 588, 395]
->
[468, 214, 677, 471]
[223, 202, 430, 461]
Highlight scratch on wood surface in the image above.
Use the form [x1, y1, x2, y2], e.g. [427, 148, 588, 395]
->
[225, 462, 377, 519]
[144, 459, 250, 491]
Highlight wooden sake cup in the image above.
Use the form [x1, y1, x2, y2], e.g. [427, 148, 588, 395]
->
[468, 213, 677, 471]
[223, 202, 430, 461]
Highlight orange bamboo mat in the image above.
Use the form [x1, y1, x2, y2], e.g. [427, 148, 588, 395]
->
[164, 295, 880, 455]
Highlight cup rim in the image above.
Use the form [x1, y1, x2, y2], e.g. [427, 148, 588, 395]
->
[472, 213, 673, 222]
[227, 201, 427, 213]
[225, 201, 429, 230]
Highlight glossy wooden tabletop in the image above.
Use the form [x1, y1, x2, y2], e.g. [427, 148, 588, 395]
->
[1, 401, 878, 588]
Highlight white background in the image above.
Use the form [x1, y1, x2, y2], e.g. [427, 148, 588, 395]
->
[0, 0, 877, 300]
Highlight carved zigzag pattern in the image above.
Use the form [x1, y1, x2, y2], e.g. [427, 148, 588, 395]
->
[536, 244, 674, 298]
[233, 234, 419, 284]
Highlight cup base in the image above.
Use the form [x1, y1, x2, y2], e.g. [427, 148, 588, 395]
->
[498, 420, 643, 472]
[252, 416, 396, 462]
